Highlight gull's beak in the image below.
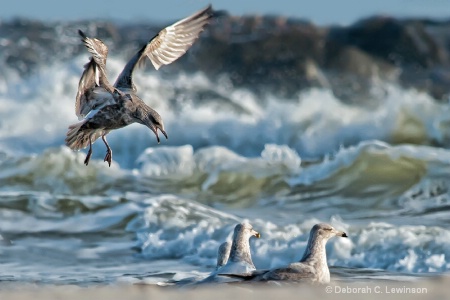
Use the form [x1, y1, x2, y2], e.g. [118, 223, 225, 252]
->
[154, 127, 167, 144]
[253, 230, 261, 239]
[147, 124, 160, 144]
[144, 118, 166, 144]
[155, 130, 160, 144]
[160, 128, 168, 140]
[331, 227, 348, 238]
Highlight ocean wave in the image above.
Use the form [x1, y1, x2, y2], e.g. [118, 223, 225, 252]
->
[0, 194, 140, 233]
[3, 141, 450, 212]
[0, 146, 125, 194]
[342, 222, 450, 273]
[3, 15, 450, 285]
[0, 144, 300, 203]
[1, 54, 450, 166]
[278, 141, 450, 220]
[127, 198, 450, 273]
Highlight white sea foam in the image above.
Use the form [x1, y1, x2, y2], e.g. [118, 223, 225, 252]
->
[0, 200, 141, 233]
[2, 55, 450, 280]
[342, 223, 450, 273]
[125, 197, 450, 274]
[1, 55, 450, 167]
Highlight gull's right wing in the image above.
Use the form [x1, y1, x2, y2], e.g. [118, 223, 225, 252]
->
[114, 5, 213, 91]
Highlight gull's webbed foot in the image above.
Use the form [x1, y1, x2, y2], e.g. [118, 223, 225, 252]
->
[104, 149, 112, 167]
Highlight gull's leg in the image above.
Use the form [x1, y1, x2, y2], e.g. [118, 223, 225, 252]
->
[102, 135, 112, 167]
[84, 137, 93, 166]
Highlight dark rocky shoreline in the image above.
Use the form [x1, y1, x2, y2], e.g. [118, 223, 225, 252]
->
[1, 13, 450, 102]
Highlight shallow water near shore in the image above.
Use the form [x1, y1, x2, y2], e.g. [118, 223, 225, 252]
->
[0, 279, 446, 300]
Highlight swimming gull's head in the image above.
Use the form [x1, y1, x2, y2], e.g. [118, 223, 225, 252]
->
[310, 223, 348, 241]
[233, 223, 261, 240]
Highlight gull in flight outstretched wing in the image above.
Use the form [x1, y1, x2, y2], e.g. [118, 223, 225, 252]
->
[65, 5, 213, 166]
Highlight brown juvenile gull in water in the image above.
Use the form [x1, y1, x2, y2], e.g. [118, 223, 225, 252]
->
[65, 5, 213, 166]
[232, 223, 347, 284]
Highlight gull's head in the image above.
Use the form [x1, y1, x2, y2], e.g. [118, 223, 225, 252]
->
[311, 223, 348, 241]
[234, 222, 261, 240]
[148, 113, 167, 144]
[139, 107, 168, 144]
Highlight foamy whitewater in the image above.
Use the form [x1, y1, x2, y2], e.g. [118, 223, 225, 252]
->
[1, 33, 450, 286]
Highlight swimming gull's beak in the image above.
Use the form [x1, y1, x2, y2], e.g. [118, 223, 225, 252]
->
[340, 231, 348, 238]
[252, 230, 261, 239]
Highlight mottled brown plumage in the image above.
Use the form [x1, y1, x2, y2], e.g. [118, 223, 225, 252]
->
[65, 5, 213, 166]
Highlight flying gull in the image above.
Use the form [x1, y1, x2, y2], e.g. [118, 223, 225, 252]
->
[233, 223, 347, 284]
[65, 5, 213, 166]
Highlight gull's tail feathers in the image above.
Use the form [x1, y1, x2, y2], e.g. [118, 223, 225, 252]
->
[65, 120, 103, 151]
